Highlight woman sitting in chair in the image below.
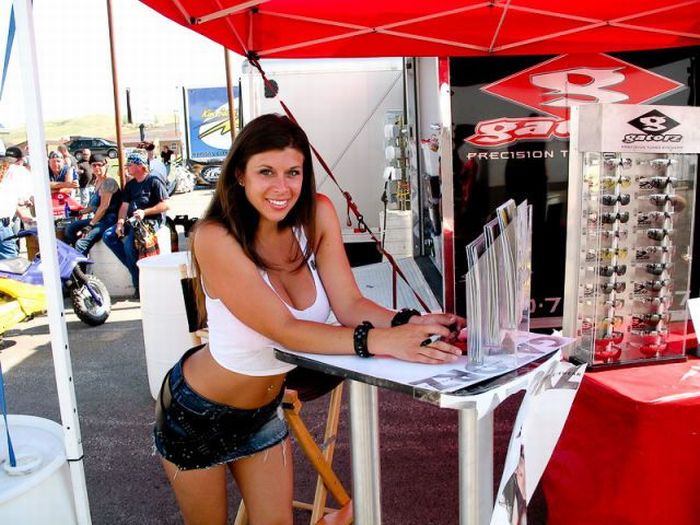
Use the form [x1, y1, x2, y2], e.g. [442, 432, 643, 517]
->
[64, 153, 121, 255]
[154, 114, 465, 525]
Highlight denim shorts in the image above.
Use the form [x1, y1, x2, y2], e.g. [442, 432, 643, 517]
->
[153, 345, 288, 470]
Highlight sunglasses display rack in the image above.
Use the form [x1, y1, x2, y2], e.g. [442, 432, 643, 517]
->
[564, 104, 700, 368]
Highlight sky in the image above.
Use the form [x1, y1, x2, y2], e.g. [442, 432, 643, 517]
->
[0, 0, 243, 129]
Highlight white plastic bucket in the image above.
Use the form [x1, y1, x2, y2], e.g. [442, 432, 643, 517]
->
[0, 415, 77, 524]
[138, 251, 194, 398]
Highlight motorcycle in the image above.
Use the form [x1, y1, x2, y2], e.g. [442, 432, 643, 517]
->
[168, 162, 196, 194]
[0, 229, 111, 326]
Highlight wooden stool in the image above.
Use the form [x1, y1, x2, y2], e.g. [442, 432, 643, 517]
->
[234, 385, 352, 525]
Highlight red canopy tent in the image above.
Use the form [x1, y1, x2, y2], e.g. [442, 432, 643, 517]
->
[140, 0, 700, 58]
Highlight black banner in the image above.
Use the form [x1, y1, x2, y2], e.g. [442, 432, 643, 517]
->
[450, 47, 699, 326]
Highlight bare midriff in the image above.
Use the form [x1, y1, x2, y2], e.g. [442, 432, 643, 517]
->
[182, 345, 286, 409]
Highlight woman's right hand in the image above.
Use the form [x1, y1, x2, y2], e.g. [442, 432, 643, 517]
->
[367, 323, 462, 364]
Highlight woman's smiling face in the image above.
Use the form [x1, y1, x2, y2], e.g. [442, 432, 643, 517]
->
[240, 147, 305, 226]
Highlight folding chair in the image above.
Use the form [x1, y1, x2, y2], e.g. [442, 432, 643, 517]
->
[178, 264, 353, 525]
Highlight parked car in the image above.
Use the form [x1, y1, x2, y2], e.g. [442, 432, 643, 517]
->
[67, 137, 118, 160]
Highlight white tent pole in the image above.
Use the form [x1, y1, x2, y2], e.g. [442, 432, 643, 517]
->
[12, 1, 91, 524]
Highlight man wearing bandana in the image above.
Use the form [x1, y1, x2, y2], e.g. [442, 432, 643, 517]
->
[102, 151, 169, 296]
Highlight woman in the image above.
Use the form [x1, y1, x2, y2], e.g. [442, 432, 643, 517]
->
[154, 114, 464, 525]
[64, 153, 122, 254]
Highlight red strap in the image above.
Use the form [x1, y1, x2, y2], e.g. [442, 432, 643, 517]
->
[248, 58, 431, 312]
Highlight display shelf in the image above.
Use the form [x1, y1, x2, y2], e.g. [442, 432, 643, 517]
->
[564, 104, 700, 368]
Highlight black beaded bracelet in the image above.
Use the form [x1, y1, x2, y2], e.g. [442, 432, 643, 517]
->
[353, 321, 375, 358]
[391, 308, 420, 327]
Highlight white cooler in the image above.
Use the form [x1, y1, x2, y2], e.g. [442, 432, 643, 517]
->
[0, 415, 77, 524]
[138, 251, 195, 399]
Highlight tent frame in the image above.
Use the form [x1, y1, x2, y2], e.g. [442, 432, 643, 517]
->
[13, 1, 91, 523]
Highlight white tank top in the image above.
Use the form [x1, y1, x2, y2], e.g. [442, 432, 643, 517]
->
[205, 227, 331, 376]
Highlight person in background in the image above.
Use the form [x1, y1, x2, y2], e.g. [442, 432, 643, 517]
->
[0, 142, 34, 259]
[48, 151, 79, 197]
[5, 147, 33, 202]
[4, 146, 34, 235]
[57, 143, 78, 170]
[160, 144, 174, 166]
[102, 151, 168, 294]
[143, 141, 167, 184]
[76, 148, 94, 206]
[154, 114, 465, 524]
[64, 153, 122, 255]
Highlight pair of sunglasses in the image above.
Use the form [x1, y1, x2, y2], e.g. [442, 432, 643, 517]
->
[600, 315, 624, 328]
[601, 211, 629, 224]
[598, 264, 627, 277]
[646, 158, 676, 170]
[646, 228, 673, 241]
[600, 281, 626, 294]
[603, 157, 632, 170]
[603, 298, 625, 309]
[637, 211, 673, 225]
[595, 331, 624, 346]
[601, 193, 631, 206]
[633, 312, 670, 324]
[635, 246, 672, 260]
[634, 279, 671, 292]
[638, 176, 678, 189]
[634, 295, 672, 307]
[600, 175, 632, 189]
[645, 263, 672, 276]
[600, 230, 628, 240]
[599, 248, 628, 261]
[649, 194, 682, 207]
[631, 328, 668, 344]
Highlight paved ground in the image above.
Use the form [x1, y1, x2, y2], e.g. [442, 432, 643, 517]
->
[0, 186, 548, 524]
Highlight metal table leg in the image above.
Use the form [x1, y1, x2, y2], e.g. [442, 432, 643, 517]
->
[458, 408, 494, 525]
[349, 379, 382, 525]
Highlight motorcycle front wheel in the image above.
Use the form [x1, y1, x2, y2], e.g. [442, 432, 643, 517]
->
[70, 270, 111, 326]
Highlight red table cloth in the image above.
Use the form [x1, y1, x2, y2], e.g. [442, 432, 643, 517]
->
[543, 357, 700, 525]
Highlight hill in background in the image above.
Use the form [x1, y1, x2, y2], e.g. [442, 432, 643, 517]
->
[3, 113, 181, 148]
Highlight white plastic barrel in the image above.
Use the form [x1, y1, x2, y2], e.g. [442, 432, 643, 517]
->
[91, 226, 173, 298]
[0, 415, 77, 524]
[138, 251, 195, 399]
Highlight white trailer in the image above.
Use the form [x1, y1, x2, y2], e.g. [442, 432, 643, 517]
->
[240, 58, 405, 239]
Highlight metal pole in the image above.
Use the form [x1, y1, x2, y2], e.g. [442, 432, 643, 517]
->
[13, 1, 91, 523]
[458, 408, 493, 525]
[105, 0, 125, 187]
[224, 47, 237, 143]
[348, 380, 382, 524]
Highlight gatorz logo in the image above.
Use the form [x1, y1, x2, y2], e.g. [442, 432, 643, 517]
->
[467, 54, 684, 147]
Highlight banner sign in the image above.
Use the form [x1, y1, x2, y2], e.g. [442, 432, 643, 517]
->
[450, 48, 698, 326]
[185, 86, 238, 161]
[576, 103, 700, 154]
[490, 360, 586, 525]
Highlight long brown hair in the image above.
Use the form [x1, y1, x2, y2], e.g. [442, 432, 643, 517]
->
[191, 114, 317, 325]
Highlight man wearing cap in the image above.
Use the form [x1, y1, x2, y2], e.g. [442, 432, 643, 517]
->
[64, 153, 122, 255]
[102, 151, 169, 294]
[4, 146, 34, 237]
[0, 142, 34, 259]
[48, 151, 79, 197]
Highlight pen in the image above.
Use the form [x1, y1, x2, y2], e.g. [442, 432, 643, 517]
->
[420, 334, 442, 347]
